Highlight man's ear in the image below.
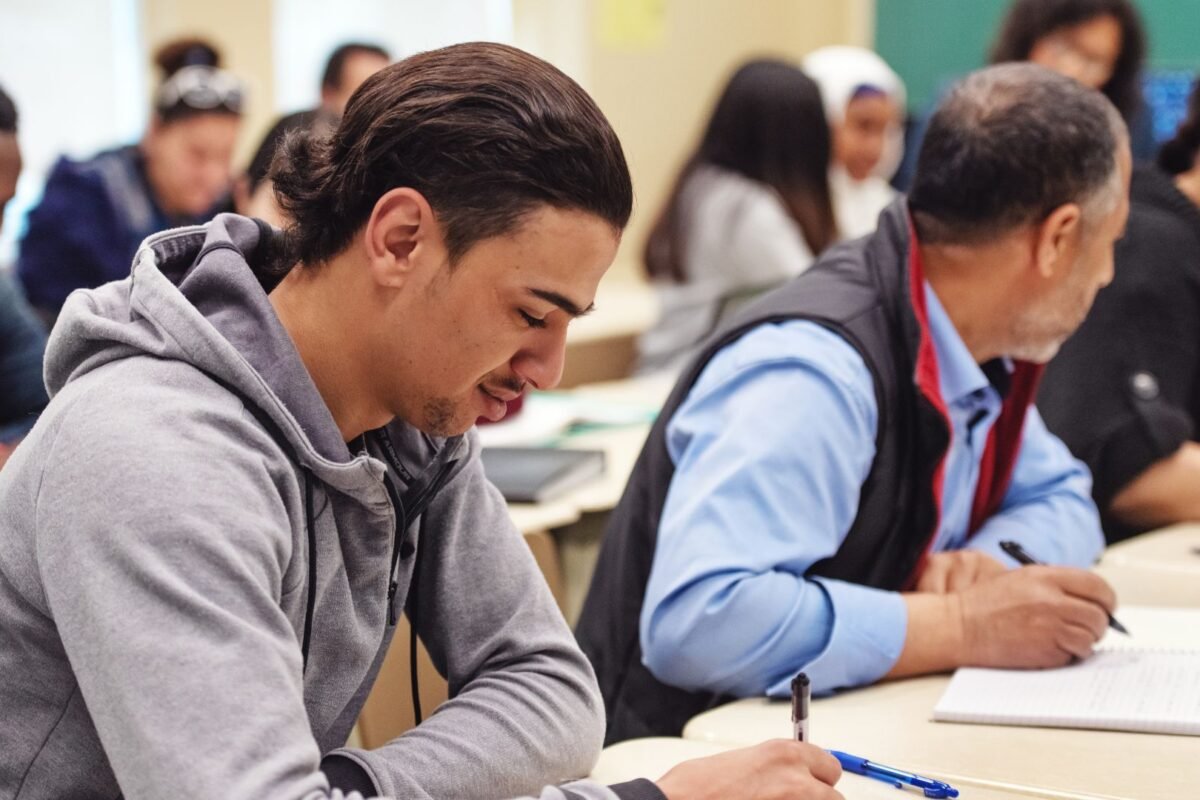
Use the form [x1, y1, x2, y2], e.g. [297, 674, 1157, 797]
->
[1034, 203, 1082, 278]
[363, 187, 441, 289]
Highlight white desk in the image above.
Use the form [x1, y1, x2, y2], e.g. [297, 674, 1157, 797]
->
[591, 737, 1083, 799]
[1103, 523, 1200, 566]
[590, 737, 731, 785]
[1092, 524, 1200, 608]
[567, 279, 659, 345]
[1094, 562, 1200, 608]
[501, 415, 656, 535]
[507, 500, 582, 536]
[536, 423, 653, 516]
[501, 419, 651, 623]
[494, 374, 673, 621]
[683, 672, 1197, 800]
[499, 373, 673, 533]
[560, 279, 659, 387]
[1101, 523, 1200, 572]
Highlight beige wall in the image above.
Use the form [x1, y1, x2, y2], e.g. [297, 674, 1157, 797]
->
[517, 0, 871, 282]
[142, 0, 276, 167]
[140, 0, 869, 261]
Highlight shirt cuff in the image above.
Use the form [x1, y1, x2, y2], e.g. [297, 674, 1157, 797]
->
[321, 751, 380, 796]
[767, 578, 907, 695]
[606, 778, 669, 800]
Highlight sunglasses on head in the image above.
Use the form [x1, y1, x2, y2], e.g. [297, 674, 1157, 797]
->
[156, 65, 245, 116]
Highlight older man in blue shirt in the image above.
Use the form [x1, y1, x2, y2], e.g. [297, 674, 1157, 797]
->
[578, 64, 1132, 743]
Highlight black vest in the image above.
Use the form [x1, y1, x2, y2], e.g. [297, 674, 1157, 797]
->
[576, 202, 1041, 743]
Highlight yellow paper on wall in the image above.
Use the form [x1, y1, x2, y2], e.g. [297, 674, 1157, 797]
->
[598, 0, 667, 48]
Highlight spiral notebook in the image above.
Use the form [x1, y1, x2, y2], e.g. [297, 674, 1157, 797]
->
[933, 606, 1200, 736]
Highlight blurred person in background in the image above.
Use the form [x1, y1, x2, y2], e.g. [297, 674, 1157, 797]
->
[635, 60, 836, 375]
[237, 42, 389, 226]
[580, 64, 1130, 743]
[990, 0, 1145, 126]
[1041, 76, 1200, 542]
[237, 110, 333, 227]
[0, 84, 48, 470]
[895, 0, 1148, 189]
[0, 42, 844, 800]
[803, 46, 905, 240]
[16, 38, 245, 327]
[318, 42, 391, 117]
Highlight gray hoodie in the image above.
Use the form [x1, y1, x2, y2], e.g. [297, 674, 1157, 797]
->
[0, 215, 661, 800]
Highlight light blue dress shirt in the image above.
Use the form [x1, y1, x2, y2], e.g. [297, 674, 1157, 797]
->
[640, 282, 1104, 698]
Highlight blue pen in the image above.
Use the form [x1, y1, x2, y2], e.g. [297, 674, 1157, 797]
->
[828, 750, 959, 799]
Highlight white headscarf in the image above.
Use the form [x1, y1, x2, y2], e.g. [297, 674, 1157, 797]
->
[803, 46, 907, 238]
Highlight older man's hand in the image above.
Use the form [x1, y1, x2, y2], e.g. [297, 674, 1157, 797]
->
[916, 550, 1008, 594]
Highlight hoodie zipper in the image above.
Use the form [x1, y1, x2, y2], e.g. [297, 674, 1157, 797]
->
[301, 469, 317, 672]
[381, 473, 409, 626]
[377, 435, 462, 626]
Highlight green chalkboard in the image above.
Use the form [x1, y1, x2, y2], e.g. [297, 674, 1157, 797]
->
[876, 0, 1200, 112]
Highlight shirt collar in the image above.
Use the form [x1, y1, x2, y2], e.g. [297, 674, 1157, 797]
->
[922, 280, 994, 406]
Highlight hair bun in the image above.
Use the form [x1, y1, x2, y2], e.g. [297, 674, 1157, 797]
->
[270, 125, 343, 268]
[154, 37, 222, 79]
[270, 126, 336, 207]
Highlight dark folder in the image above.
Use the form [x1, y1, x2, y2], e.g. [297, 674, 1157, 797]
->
[480, 447, 606, 503]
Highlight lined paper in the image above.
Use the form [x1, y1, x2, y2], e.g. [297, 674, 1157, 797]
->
[933, 607, 1200, 735]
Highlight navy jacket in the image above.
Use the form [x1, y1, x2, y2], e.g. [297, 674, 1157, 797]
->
[0, 271, 47, 442]
[16, 145, 220, 320]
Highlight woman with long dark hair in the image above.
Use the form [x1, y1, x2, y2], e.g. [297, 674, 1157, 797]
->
[989, 0, 1146, 123]
[895, 0, 1148, 190]
[1041, 76, 1200, 543]
[636, 59, 835, 374]
[17, 38, 245, 326]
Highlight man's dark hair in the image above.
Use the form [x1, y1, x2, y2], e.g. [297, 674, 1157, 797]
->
[0, 85, 18, 134]
[989, 0, 1145, 121]
[908, 63, 1124, 245]
[321, 43, 390, 92]
[245, 110, 323, 195]
[271, 42, 633, 268]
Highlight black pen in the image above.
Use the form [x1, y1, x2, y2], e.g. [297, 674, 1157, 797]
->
[791, 672, 810, 742]
[999, 540, 1130, 635]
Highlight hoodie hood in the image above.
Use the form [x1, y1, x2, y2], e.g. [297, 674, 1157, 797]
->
[44, 213, 426, 495]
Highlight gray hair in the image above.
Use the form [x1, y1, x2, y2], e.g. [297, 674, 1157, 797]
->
[909, 63, 1127, 244]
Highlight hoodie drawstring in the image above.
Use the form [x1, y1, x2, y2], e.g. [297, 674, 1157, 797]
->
[300, 469, 317, 673]
[408, 513, 429, 726]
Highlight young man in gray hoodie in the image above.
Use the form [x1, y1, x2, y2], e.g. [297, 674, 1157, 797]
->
[0, 43, 842, 800]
